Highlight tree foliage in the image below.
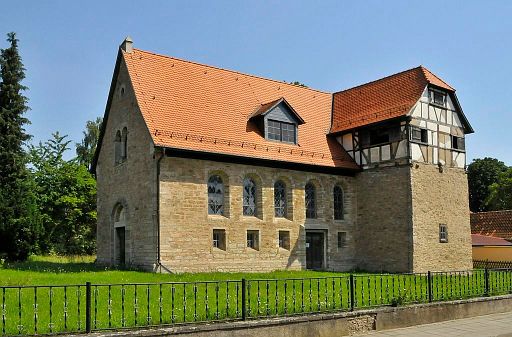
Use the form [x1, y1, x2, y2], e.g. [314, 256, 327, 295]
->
[289, 81, 308, 88]
[76, 117, 102, 170]
[0, 32, 41, 261]
[467, 157, 508, 212]
[486, 168, 512, 211]
[30, 132, 97, 255]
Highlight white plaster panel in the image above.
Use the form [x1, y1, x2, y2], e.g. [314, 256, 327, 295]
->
[432, 131, 438, 146]
[454, 152, 465, 168]
[361, 149, 368, 165]
[419, 120, 427, 128]
[438, 124, 450, 134]
[410, 104, 421, 117]
[447, 110, 453, 125]
[411, 143, 422, 161]
[447, 95, 456, 110]
[433, 147, 438, 165]
[427, 122, 437, 131]
[342, 134, 353, 151]
[381, 145, 391, 161]
[355, 151, 361, 165]
[440, 110, 447, 124]
[453, 112, 462, 127]
[410, 119, 421, 126]
[420, 87, 429, 102]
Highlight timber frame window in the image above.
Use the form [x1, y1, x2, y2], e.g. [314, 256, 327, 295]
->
[411, 126, 428, 144]
[429, 89, 447, 107]
[247, 230, 259, 250]
[212, 229, 226, 250]
[439, 224, 448, 243]
[278, 231, 290, 250]
[451, 135, 465, 151]
[274, 180, 287, 218]
[333, 186, 344, 220]
[267, 120, 296, 144]
[243, 178, 257, 216]
[305, 183, 316, 219]
[208, 175, 224, 215]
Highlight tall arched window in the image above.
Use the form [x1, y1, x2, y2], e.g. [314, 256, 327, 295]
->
[243, 177, 257, 216]
[305, 183, 316, 219]
[208, 175, 224, 215]
[274, 180, 286, 218]
[121, 127, 128, 161]
[114, 130, 122, 164]
[333, 185, 344, 220]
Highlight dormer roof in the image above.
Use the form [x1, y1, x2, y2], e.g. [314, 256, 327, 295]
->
[249, 97, 305, 124]
[330, 66, 473, 134]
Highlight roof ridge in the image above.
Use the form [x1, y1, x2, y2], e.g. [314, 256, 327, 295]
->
[132, 48, 331, 95]
[419, 65, 455, 91]
[332, 65, 424, 94]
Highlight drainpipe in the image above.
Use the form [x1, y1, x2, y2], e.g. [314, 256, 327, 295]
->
[155, 147, 164, 272]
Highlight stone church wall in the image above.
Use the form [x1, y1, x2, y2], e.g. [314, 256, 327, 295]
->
[158, 156, 357, 273]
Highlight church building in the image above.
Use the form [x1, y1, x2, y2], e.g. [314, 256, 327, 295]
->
[92, 38, 474, 273]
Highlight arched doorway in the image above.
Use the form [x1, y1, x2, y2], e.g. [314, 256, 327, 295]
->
[113, 204, 126, 266]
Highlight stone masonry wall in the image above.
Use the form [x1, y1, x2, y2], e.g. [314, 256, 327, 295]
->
[410, 162, 473, 272]
[355, 166, 413, 273]
[158, 156, 357, 273]
[96, 58, 158, 270]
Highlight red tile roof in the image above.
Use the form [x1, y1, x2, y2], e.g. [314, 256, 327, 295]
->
[471, 210, 512, 240]
[330, 66, 455, 133]
[123, 49, 359, 170]
[471, 234, 512, 247]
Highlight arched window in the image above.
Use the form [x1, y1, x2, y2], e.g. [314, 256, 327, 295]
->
[305, 183, 316, 219]
[243, 177, 257, 216]
[121, 127, 128, 161]
[274, 180, 286, 218]
[114, 130, 122, 164]
[113, 204, 125, 225]
[333, 186, 344, 220]
[208, 175, 224, 215]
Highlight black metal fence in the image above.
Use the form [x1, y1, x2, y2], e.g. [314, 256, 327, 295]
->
[2, 268, 512, 336]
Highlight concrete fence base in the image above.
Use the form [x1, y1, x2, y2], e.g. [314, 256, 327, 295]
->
[74, 295, 512, 337]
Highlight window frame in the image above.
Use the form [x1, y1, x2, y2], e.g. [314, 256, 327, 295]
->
[243, 177, 257, 216]
[246, 230, 260, 251]
[439, 224, 448, 243]
[451, 135, 465, 151]
[278, 230, 290, 250]
[410, 126, 428, 144]
[429, 89, 447, 108]
[305, 183, 317, 219]
[266, 119, 297, 144]
[212, 229, 226, 250]
[207, 175, 224, 215]
[333, 185, 344, 220]
[274, 180, 287, 218]
[337, 232, 347, 249]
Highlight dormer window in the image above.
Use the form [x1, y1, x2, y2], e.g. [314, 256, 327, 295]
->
[249, 97, 304, 145]
[267, 120, 296, 143]
[429, 89, 446, 107]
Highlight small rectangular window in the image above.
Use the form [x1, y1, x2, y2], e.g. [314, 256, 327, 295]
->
[452, 136, 465, 151]
[278, 231, 290, 250]
[213, 229, 226, 250]
[337, 232, 347, 249]
[430, 90, 446, 107]
[411, 127, 428, 144]
[266, 120, 296, 144]
[247, 230, 259, 250]
[439, 224, 448, 243]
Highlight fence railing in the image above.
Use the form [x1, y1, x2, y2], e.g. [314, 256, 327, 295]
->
[474, 259, 512, 269]
[1, 268, 512, 336]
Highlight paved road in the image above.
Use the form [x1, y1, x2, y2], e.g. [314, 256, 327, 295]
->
[360, 311, 512, 337]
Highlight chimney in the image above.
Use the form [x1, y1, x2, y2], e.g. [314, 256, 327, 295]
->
[120, 36, 133, 53]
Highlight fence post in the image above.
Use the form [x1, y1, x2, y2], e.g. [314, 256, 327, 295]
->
[427, 271, 433, 303]
[241, 278, 247, 320]
[484, 268, 490, 296]
[349, 274, 355, 311]
[85, 282, 92, 333]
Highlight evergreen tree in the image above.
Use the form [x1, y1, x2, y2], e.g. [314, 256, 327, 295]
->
[76, 117, 102, 170]
[0, 32, 40, 261]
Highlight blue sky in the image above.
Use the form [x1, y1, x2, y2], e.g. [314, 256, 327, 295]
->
[2, 0, 511, 164]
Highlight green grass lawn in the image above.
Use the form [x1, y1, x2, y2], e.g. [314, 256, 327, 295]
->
[1, 256, 511, 336]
